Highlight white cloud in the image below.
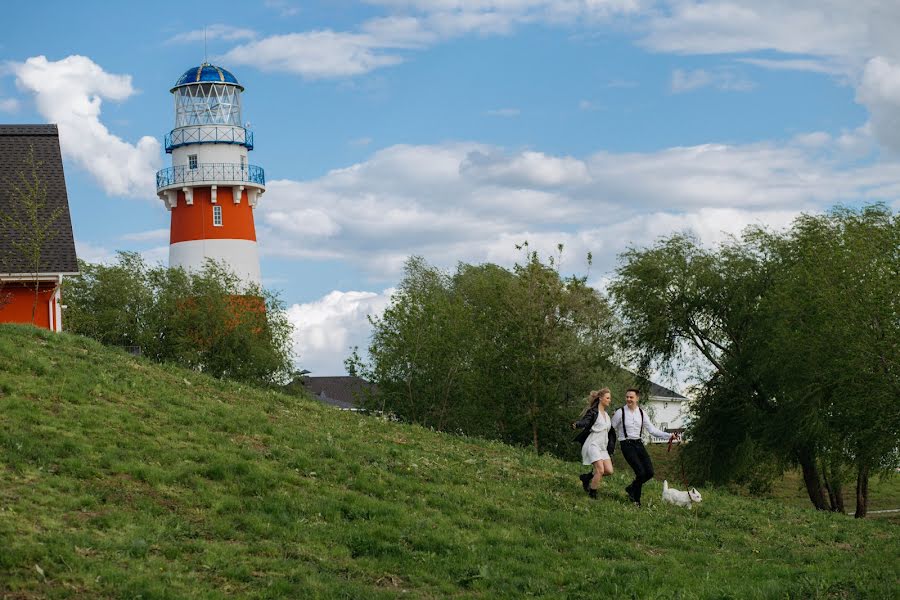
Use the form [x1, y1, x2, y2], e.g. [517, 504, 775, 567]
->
[139, 246, 169, 267]
[639, 1, 893, 59]
[75, 239, 168, 267]
[119, 228, 170, 242]
[264, 0, 300, 17]
[166, 24, 256, 44]
[12, 55, 161, 198]
[634, 3, 900, 154]
[74, 240, 117, 265]
[255, 133, 898, 281]
[461, 149, 590, 186]
[737, 57, 846, 76]
[670, 68, 755, 93]
[485, 107, 521, 117]
[220, 31, 406, 79]
[221, 0, 642, 78]
[857, 57, 900, 154]
[265, 208, 341, 237]
[670, 68, 712, 92]
[287, 289, 395, 375]
[0, 98, 19, 112]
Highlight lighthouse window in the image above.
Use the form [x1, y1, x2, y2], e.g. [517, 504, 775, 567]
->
[240, 155, 246, 169]
[213, 205, 223, 227]
[188, 154, 198, 169]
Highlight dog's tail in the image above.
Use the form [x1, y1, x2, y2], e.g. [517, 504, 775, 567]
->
[663, 480, 668, 492]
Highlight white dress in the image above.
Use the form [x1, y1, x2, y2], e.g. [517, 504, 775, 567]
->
[581, 410, 611, 465]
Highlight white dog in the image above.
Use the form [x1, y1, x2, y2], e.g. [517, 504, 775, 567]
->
[662, 480, 702, 509]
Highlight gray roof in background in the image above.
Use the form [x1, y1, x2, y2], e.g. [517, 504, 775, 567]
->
[0, 125, 78, 275]
[646, 379, 688, 400]
[303, 376, 377, 409]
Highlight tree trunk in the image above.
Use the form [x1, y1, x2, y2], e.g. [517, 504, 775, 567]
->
[821, 462, 845, 513]
[32, 279, 39, 324]
[798, 449, 828, 511]
[855, 465, 869, 519]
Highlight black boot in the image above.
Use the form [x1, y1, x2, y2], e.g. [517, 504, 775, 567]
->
[579, 473, 592, 493]
[588, 488, 598, 500]
[625, 483, 638, 505]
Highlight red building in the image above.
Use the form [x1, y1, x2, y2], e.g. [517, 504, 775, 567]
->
[0, 125, 78, 331]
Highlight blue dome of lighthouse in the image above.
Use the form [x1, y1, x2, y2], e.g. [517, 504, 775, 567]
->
[171, 63, 244, 92]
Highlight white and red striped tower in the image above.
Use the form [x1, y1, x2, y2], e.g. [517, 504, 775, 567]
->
[156, 63, 265, 287]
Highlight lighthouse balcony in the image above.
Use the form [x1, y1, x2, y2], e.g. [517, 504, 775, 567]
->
[156, 163, 265, 193]
[165, 126, 254, 153]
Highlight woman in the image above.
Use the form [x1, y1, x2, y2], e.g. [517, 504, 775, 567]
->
[571, 388, 614, 499]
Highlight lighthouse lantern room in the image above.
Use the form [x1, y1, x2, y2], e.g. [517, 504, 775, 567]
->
[156, 63, 265, 287]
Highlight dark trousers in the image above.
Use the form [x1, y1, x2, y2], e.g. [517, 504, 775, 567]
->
[620, 440, 654, 502]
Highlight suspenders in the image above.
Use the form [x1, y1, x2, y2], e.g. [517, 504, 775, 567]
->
[620, 406, 644, 440]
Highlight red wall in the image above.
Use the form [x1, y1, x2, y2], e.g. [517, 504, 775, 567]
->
[0, 283, 58, 330]
[170, 187, 257, 244]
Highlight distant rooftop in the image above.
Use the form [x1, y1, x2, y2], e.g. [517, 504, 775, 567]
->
[647, 380, 687, 400]
[302, 376, 377, 410]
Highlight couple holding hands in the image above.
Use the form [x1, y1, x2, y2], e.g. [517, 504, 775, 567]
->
[572, 387, 676, 505]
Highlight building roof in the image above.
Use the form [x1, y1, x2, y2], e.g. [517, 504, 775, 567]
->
[0, 125, 78, 276]
[302, 376, 377, 409]
[172, 64, 243, 92]
[646, 379, 688, 400]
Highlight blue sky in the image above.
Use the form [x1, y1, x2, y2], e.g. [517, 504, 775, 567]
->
[2, 1, 899, 378]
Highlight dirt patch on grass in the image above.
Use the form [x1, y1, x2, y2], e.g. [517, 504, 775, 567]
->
[230, 434, 269, 453]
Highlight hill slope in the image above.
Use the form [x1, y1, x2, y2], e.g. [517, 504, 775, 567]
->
[0, 325, 896, 599]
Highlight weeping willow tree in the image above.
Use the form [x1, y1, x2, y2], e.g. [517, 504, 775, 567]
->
[609, 204, 899, 516]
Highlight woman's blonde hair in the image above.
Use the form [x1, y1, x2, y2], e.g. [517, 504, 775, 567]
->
[579, 387, 611, 417]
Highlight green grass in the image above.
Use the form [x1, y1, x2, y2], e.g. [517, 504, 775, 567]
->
[758, 469, 900, 521]
[622, 446, 900, 523]
[0, 324, 897, 599]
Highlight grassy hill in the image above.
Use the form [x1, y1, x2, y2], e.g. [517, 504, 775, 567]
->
[0, 325, 896, 599]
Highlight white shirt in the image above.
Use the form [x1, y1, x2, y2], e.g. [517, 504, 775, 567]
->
[610, 405, 670, 442]
[589, 410, 610, 434]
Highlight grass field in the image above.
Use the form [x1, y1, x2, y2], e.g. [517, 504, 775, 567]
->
[628, 446, 900, 523]
[1, 324, 897, 599]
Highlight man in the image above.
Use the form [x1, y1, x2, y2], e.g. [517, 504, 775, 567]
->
[610, 387, 674, 506]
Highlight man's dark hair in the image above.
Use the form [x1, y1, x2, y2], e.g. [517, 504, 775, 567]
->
[625, 387, 641, 396]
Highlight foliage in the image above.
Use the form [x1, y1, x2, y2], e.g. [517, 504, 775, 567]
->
[62, 252, 294, 386]
[0, 144, 64, 322]
[1, 324, 897, 598]
[610, 204, 900, 515]
[348, 247, 621, 456]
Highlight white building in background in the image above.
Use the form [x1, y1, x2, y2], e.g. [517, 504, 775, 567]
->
[643, 380, 690, 442]
[156, 63, 266, 287]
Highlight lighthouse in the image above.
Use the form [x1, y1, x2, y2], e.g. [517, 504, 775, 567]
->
[156, 64, 265, 287]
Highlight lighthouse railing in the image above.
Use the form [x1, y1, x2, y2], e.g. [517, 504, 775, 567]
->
[165, 126, 254, 153]
[156, 163, 265, 191]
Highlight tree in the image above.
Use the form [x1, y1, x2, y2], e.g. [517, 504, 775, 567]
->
[608, 233, 812, 500]
[348, 246, 620, 455]
[63, 254, 295, 387]
[0, 145, 63, 323]
[758, 206, 899, 517]
[609, 204, 899, 515]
